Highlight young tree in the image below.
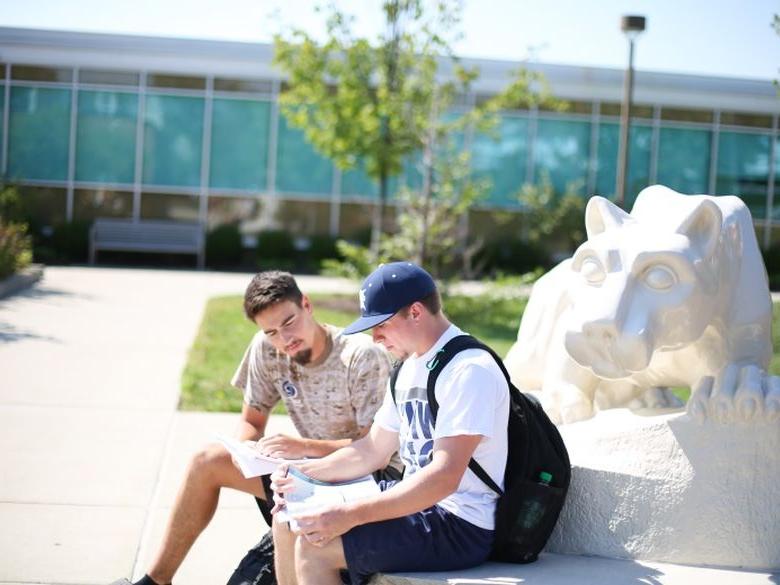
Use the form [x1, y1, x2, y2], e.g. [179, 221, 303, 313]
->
[274, 0, 555, 262]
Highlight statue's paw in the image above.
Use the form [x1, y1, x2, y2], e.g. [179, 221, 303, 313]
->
[689, 366, 780, 424]
[558, 398, 594, 424]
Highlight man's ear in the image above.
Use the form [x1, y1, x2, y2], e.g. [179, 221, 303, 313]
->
[301, 295, 313, 314]
[409, 301, 423, 322]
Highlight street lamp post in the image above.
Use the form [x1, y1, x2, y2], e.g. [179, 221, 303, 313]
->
[615, 15, 646, 209]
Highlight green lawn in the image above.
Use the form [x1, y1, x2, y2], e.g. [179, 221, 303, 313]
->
[180, 292, 526, 412]
[180, 294, 780, 413]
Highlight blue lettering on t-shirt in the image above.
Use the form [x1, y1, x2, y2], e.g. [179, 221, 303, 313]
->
[399, 398, 434, 471]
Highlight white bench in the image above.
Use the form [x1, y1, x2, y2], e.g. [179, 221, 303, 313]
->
[89, 218, 205, 269]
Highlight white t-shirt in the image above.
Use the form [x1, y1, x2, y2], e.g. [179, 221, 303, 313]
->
[374, 324, 509, 530]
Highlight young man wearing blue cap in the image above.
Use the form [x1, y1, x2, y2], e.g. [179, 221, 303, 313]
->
[270, 262, 510, 585]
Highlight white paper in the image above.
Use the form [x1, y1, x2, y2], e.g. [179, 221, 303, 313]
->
[277, 467, 380, 528]
[216, 434, 306, 478]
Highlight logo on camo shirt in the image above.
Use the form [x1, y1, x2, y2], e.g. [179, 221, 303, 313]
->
[281, 380, 298, 398]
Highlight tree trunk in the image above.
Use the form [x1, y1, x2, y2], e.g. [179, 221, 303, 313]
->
[370, 171, 388, 260]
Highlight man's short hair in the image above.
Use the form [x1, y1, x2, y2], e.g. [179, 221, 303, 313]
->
[398, 291, 442, 317]
[243, 271, 303, 320]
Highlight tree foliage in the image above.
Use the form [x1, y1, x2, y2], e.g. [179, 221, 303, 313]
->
[516, 174, 588, 258]
[274, 0, 558, 263]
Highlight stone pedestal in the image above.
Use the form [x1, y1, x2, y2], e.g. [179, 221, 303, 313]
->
[546, 408, 780, 570]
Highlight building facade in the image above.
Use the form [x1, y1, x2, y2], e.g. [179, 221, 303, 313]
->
[1, 27, 778, 248]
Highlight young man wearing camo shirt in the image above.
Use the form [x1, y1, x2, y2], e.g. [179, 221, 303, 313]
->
[112, 271, 393, 585]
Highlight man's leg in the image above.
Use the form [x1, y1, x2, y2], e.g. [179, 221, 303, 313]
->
[145, 443, 266, 584]
[294, 536, 347, 585]
[271, 516, 298, 585]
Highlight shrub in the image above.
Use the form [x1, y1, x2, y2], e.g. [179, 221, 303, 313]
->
[763, 243, 780, 291]
[206, 224, 243, 267]
[255, 230, 296, 271]
[478, 237, 551, 276]
[0, 219, 32, 279]
[51, 220, 91, 263]
[308, 234, 339, 263]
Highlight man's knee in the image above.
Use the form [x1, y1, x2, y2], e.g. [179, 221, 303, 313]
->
[187, 443, 234, 484]
[294, 535, 341, 571]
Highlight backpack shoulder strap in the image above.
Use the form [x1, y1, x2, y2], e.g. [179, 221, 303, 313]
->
[389, 361, 403, 404]
[427, 334, 505, 496]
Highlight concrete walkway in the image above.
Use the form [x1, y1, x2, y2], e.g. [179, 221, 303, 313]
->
[0, 266, 353, 584]
[0, 267, 776, 584]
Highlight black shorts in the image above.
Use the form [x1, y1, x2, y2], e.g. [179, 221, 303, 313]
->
[341, 481, 494, 585]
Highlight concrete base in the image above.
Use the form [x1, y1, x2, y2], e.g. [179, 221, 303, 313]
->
[547, 408, 780, 570]
[371, 554, 778, 585]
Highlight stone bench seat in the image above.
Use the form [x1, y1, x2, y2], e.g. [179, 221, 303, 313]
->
[89, 218, 205, 268]
[372, 554, 775, 584]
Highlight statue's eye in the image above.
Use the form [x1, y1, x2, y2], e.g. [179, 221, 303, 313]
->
[644, 265, 676, 290]
[580, 257, 606, 285]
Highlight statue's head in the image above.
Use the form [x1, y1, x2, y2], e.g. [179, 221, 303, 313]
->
[563, 188, 724, 380]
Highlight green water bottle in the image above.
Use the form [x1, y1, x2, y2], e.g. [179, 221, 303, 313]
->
[520, 471, 553, 531]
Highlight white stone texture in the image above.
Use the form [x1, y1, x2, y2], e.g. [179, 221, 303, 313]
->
[545, 408, 780, 570]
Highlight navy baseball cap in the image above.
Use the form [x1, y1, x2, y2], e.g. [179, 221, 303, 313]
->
[342, 262, 437, 335]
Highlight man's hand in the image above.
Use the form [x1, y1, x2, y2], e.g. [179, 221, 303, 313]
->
[293, 504, 356, 547]
[269, 463, 294, 514]
[256, 433, 309, 459]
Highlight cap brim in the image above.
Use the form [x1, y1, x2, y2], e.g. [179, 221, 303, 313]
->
[342, 312, 394, 335]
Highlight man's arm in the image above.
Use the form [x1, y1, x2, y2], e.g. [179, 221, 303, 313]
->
[292, 434, 482, 544]
[256, 426, 371, 459]
[236, 403, 270, 441]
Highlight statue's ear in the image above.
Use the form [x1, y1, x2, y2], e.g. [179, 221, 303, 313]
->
[675, 200, 722, 259]
[585, 196, 633, 238]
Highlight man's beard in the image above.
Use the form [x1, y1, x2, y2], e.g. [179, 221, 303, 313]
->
[291, 348, 313, 365]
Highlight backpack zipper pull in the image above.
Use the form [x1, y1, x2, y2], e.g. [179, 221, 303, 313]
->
[426, 349, 445, 370]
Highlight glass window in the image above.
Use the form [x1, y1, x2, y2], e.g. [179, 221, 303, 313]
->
[73, 189, 133, 220]
[11, 65, 73, 83]
[595, 122, 652, 206]
[0, 86, 4, 165]
[342, 160, 379, 199]
[774, 136, 780, 221]
[657, 127, 711, 194]
[147, 73, 206, 90]
[140, 192, 200, 221]
[143, 94, 204, 187]
[78, 69, 140, 86]
[17, 186, 67, 226]
[541, 100, 592, 115]
[274, 200, 331, 235]
[338, 202, 374, 241]
[661, 107, 713, 124]
[600, 102, 654, 119]
[209, 98, 270, 191]
[720, 111, 773, 129]
[8, 86, 71, 181]
[207, 195, 264, 230]
[471, 115, 528, 206]
[275, 114, 333, 195]
[534, 118, 591, 194]
[341, 155, 423, 200]
[75, 90, 138, 184]
[214, 78, 274, 94]
[716, 131, 770, 219]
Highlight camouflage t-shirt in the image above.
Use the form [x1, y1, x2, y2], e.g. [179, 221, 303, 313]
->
[231, 324, 391, 441]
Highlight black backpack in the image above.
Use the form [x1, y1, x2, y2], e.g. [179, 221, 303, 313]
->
[390, 334, 571, 564]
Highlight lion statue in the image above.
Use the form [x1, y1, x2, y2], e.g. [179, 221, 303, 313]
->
[505, 184, 780, 425]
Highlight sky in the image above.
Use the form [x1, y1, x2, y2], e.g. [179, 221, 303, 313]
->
[0, 0, 778, 81]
